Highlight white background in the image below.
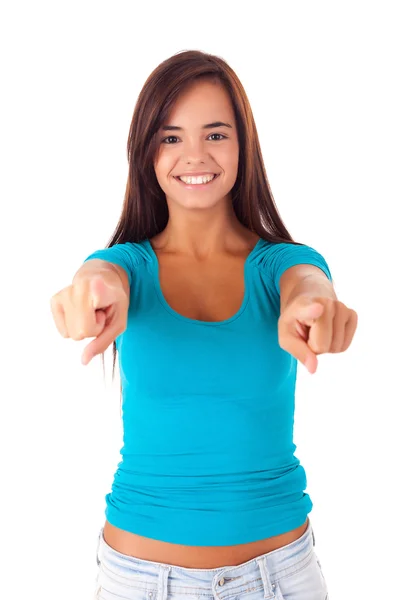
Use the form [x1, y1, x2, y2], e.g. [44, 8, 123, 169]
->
[1, 2, 398, 599]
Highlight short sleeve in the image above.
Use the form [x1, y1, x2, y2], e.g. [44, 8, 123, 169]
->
[268, 242, 333, 295]
[83, 243, 136, 286]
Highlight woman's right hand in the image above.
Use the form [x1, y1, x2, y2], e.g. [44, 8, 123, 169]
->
[50, 274, 129, 365]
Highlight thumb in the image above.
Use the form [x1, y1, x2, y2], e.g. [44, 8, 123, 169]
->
[291, 301, 324, 327]
[279, 300, 324, 373]
[90, 276, 119, 309]
[287, 334, 318, 374]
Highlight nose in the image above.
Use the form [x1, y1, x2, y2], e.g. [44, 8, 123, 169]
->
[181, 137, 209, 163]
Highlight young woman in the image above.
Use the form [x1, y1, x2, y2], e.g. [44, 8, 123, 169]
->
[51, 50, 357, 599]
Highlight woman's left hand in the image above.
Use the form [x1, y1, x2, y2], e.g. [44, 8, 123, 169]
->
[278, 296, 358, 374]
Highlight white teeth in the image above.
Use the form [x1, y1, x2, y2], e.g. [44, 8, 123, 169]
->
[178, 174, 216, 184]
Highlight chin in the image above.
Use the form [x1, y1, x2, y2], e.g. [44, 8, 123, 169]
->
[178, 197, 225, 210]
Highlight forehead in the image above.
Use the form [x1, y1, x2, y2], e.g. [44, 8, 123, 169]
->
[162, 81, 235, 126]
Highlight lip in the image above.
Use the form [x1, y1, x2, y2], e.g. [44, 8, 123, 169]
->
[175, 172, 219, 177]
[174, 173, 220, 189]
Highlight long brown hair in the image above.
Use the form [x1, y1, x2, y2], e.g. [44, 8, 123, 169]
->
[98, 49, 303, 403]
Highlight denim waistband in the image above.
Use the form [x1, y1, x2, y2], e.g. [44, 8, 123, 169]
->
[96, 518, 316, 600]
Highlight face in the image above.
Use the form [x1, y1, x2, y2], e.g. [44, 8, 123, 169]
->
[153, 80, 239, 211]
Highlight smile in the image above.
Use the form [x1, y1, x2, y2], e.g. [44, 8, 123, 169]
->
[174, 174, 220, 189]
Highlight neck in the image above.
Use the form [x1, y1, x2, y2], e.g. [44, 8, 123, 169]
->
[154, 200, 255, 258]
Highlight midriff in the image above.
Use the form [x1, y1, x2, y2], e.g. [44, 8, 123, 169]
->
[102, 517, 309, 568]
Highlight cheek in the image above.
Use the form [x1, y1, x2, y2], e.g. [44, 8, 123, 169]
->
[153, 159, 167, 182]
[219, 144, 239, 168]
[222, 154, 239, 180]
[154, 151, 173, 178]
[153, 157, 174, 194]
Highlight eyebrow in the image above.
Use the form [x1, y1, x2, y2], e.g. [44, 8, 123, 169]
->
[160, 121, 233, 132]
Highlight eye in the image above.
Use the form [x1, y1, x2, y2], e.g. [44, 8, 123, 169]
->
[161, 133, 227, 144]
[209, 133, 226, 141]
[161, 136, 178, 144]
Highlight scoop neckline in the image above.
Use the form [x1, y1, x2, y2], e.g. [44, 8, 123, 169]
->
[143, 237, 264, 326]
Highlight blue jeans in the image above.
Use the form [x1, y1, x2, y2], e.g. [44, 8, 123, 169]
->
[93, 518, 329, 599]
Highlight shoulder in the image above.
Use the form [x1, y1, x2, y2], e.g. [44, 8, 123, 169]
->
[84, 239, 152, 265]
[83, 239, 154, 285]
[249, 238, 332, 292]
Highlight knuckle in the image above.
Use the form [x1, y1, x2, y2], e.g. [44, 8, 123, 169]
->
[50, 296, 61, 316]
[50, 289, 63, 304]
[117, 322, 127, 336]
[70, 331, 85, 341]
[309, 341, 322, 354]
[330, 344, 342, 353]
[69, 314, 97, 341]
[277, 336, 288, 352]
[315, 343, 329, 354]
[70, 323, 91, 340]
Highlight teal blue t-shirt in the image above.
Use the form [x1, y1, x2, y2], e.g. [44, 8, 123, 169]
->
[83, 237, 332, 546]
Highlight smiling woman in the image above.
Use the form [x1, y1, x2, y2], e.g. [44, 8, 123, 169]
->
[52, 49, 335, 600]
